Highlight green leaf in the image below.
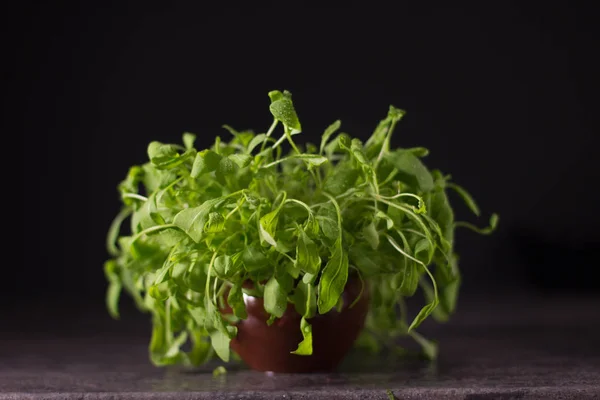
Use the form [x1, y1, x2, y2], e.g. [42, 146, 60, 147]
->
[212, 255, 234, 279]
[490, 213, 499, 229]
[106, 208, 132, 256]
[414, 238, 433, 265]
[316, 216, 338, 243]
[447, 183, 480, 216]
[305, 213, 320, 237]
[204, 212, 225, 233]
[455, 213, 499, 235]
[156, 229, 188, 248]
[189, 330, 213, 366]
[241, 246, 268, 271]
[130, 192, 160, 232]
[364, 105, 405, 160]
[243, 192, 261, 208]
[183, 132, 196, 150]
[164, 331, 188, 358]
[295, 229, 321, 275]
[205, 298, 236, 338]
[292, 279, 316, 319]
[338, 133, 351, 150]
[269, 90, 302, 133]
[350, 139, 371, 172]
[384, 150, 434, 192]
[147, 141, 177, 160]
[438, 271, 461, 316]
[191, 150, 222, 178]
[316, 203, 339, 243]
[274, 262, 294, 293]
[210, 329, 231, 362]
[118, 166, 143, 206]
[104, 259, 119, 282]
[406, 147, 429, 157]
[292, 154, 328, 167]
[428, 189, 455, 246]
[317, 240, 349, 314]
[228, 153, 253, 168]
[221, 124, 241, 137]
[149, 283, 170, 301]
[349, 245, 383, 276]
[268, 90, 284, 102]
[362, 222, 380, 250]
[290, 317, 313, 355]
[149, 320, 166, 364]
[323, 132, 351, 155]
[264, 275, 288, 318]
[213, 366, 227, 377]
[394, 262, 418, 296]
[218, 156, 235, 175]
[227, 284, 248, 319]
[152, 149, 195, 170]
[215, 157, 235, 186]
[375, 210, 394, 230]
[153, 261, 172, 285]
[173, 198, 222, 242]
[259, 209, 279, 247]
[320, 120, 341, 154]
[323, 168, 359, 196]
[247, 134, 267, 154]
[408, 300, 439, 332]
[186, 264, 208, 292]
[106, 281, 121, 319]
[189, 307, 207, 326]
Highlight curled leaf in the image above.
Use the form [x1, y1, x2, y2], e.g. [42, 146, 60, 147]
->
[291, 317, 313, 355]
[317, 240, 349, 314]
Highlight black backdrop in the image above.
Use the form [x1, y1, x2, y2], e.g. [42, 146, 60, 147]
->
[10, 2, 600, 317]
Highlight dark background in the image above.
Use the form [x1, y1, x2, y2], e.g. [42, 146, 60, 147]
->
[9, 2, 600, 321]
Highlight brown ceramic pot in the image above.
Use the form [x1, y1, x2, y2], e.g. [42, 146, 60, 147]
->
[226, 276, 370, 373]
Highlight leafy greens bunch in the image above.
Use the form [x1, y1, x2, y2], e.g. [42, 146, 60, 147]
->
[105, 90, 497, 366]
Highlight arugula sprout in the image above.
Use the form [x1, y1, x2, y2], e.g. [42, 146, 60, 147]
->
[105, 90, 497, 366]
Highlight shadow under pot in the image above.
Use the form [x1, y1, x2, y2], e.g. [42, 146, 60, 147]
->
[225, 276, 370, 373]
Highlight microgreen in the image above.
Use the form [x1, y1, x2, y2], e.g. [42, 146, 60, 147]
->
[105, 90, 497, 367]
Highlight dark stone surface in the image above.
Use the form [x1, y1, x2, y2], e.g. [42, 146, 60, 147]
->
[2, 295, 600, 399]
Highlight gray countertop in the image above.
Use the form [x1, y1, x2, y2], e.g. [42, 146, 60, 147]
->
[2, 294, 600, 399]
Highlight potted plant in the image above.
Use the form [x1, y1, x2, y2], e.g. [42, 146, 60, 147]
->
[104, 90, 497, 373]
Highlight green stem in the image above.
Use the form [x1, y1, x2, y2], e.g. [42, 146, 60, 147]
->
[285, 128, 301, 155]
[262, 156, 295, 169]
[285, 128, 321, 186]
[284, 199, 313, 215]
[106, 207, 132, 256]
[454, 217, 498, 235]
[348, 267, 365, 309]
[205, 252, 218, 297]
[260, 120, 278, 153]
[121, 193, 148, 202]
[165, 298, 172, 345]
[225, 198, 246, 220]
[386, 233, 439, 326]
[376, 198, 435, 250]
[377, 192, 424, 203]
[129, 224, 181, 252]
[213, 274, 219, 304]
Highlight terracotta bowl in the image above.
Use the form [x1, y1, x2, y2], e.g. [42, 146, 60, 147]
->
[226, 276, 370, 373]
